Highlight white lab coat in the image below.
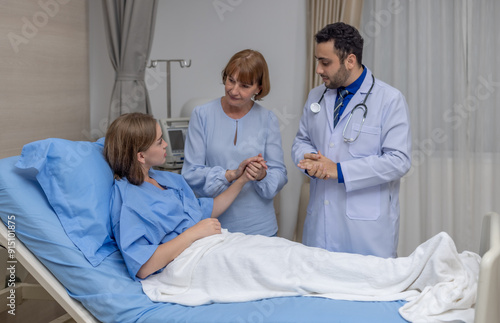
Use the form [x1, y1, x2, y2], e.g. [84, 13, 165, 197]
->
[292, 68, 411, 258]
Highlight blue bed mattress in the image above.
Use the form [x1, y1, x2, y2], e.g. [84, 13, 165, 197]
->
[0, 155, 408, 323]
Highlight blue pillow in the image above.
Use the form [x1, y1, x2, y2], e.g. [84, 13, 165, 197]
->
[15, 138, 117, 266]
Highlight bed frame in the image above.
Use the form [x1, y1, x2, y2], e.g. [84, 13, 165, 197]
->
[475, 212, 500, 323]
[0, 149, 498, 323]
[1, 212, 498, 322]
[0, 222, 97, 323]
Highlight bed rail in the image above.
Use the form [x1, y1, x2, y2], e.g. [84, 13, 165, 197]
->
[0, 222, 98, 323]
[475, 212, 500, 323]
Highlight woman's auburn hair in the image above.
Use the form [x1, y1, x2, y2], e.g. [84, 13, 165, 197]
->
[221, 49, 270, 101]
[103, 113, 157, 185]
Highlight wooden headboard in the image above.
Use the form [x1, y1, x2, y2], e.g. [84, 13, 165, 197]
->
[0, 0, 89, 159]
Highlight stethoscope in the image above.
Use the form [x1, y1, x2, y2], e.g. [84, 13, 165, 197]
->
[310, 74, 375, 143]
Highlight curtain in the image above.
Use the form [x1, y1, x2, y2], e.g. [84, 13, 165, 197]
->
[306, 0, 364, 92]
[102, 0, 158, 124]
[361, 0, 500, 256]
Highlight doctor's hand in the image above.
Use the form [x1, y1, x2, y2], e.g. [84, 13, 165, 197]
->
[298, 151, 338, 180]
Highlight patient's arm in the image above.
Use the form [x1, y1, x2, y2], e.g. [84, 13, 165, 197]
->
[137, 162, 253, 279]
[136, 218, 222, 279]
[211, 171, 251, 218]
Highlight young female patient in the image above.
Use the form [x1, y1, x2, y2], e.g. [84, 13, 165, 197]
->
[104, 112, 264, 280]
[103, 113, 477, 323]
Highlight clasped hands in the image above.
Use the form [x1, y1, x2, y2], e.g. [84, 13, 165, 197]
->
[297, 150, 337, 180]
[226, 153, 268, 182]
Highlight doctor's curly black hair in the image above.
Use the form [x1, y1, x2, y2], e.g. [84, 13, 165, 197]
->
[315, 22, 364, 66]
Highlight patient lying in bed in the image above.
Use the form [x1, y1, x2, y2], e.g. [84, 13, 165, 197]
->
[105, 113, 480, 323]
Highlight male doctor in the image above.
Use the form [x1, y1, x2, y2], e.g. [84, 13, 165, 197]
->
[292, 22, 411, 258]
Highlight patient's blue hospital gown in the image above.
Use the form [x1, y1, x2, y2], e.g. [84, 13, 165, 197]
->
[110, 169, 214, 280]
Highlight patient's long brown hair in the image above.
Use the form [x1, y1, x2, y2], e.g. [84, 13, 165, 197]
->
[104, 113, 157, 185]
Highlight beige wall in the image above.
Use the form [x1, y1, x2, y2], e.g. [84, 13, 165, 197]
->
[0, 0, 89, 159]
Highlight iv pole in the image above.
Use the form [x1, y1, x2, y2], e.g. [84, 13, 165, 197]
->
[147, 59, 191, 118]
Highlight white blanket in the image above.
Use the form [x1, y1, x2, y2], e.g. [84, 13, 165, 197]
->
[141, 230, 480, 323]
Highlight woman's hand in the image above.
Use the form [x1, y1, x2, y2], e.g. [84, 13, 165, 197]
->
[136, 218, 221, 280]
[245, 160, 267, 181]
[213, 156, 265, 218]
[226, 154, 267, 182]
[185, 218, 222, 240]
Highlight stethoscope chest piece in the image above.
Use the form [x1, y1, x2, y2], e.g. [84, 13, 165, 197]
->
[309, 74, 376, 144]
[310, 102, 321, 113]
[310, 88, 327, 113]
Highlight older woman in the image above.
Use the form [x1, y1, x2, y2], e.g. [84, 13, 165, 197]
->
[182, 49, 288, 236]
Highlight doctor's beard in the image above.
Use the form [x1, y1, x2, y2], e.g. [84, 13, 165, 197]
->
[322, 63, 350, 89]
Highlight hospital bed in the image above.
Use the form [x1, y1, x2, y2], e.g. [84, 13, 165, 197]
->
[0, 138, 498, 323]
